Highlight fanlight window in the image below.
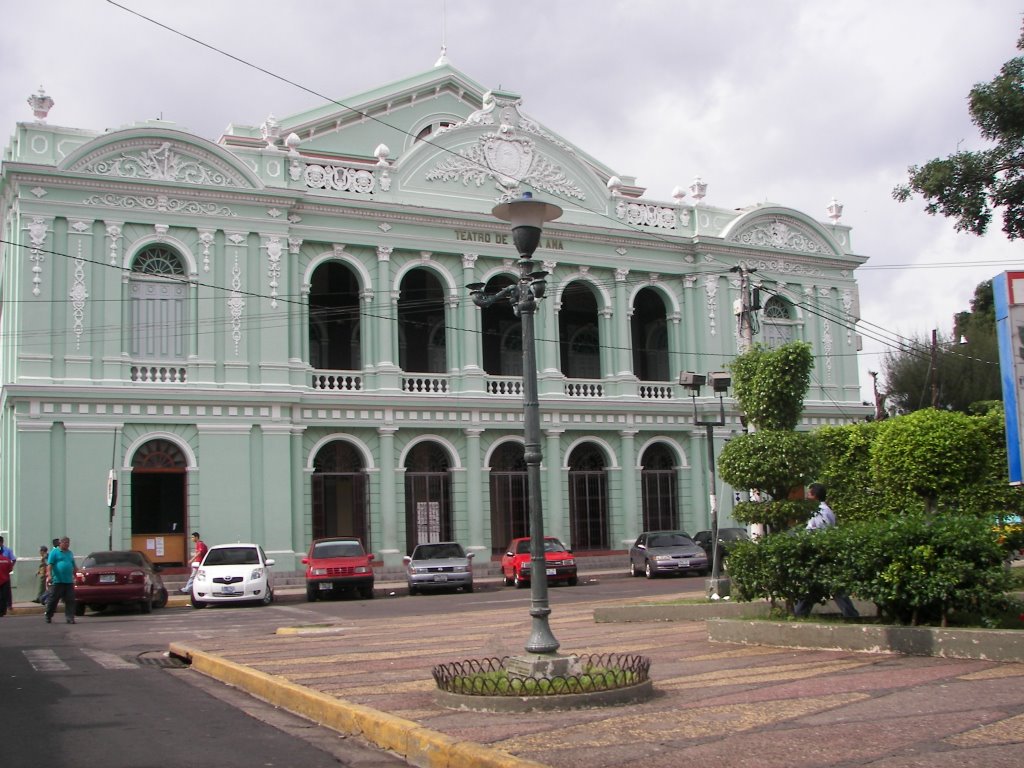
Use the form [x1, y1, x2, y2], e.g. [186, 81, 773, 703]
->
[132, 246, 186, 277]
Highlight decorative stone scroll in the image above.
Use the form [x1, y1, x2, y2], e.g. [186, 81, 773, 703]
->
[83, 193, 235, 217]
[69, 240, 88, 349]
[226, 233, 246, 355]
[615, 201, 689, 229]
[300, 162, 376, 194]
[26, 217, 49, 296]
[265, 236, 282, 308]
[72, 141, 251, 188]
[729, 217, 833, 256]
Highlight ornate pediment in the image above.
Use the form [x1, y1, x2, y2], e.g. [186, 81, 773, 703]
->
[66, 138, 258, 189]
[425, 90, 585, 202]
[727, 216, 835, 256]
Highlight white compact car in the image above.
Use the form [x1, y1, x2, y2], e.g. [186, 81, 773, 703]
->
[190, 543, 274, 608]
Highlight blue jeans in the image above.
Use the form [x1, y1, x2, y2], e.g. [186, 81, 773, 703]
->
[46, 582, 76, 620]
[795, 592, 859, 619]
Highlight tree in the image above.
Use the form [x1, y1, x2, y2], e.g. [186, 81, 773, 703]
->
[720, 342, 818, 528]
[870, 408, 989, 515]
[881, 281, 1001, 413]
[893, 24, 1024, 239]
[729, 342, 813, 430]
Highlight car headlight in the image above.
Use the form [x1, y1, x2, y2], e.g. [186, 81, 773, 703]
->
[519, 562, 531, 572]
[354, 566, 369, 574]
[311, 567, 327, 576]
[412, 566, 427, 574]
[196, 568, 207, 580]
[653, 555, 673, 562]
[249, 567, 264, 580]
[453, 565, 468, 573]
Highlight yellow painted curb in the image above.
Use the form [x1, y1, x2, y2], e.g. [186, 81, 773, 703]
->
[169, 642, 549, 768]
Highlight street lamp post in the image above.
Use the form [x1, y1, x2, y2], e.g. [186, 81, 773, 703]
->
[678, 371, 731, 598]
[469, 192, 562, 656]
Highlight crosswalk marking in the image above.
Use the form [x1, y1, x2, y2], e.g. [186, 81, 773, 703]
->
[80, 648, 136, 669]
[23, 649, 70, 672]
[22, 648, 138, 671]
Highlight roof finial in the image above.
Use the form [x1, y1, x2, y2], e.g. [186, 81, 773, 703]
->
[434, 0, 449, 67]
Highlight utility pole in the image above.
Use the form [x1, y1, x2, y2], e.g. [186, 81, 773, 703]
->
[930, 328, 939, 408]
[730, 266, 756, 352]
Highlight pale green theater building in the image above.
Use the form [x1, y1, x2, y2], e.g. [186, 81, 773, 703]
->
[0, 63, 868, 597]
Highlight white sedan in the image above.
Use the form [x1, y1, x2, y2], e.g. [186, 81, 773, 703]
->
[190, 543, 274, 608]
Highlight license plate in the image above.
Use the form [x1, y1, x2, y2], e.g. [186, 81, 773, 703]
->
[99, 574, 116, 583]
[680, 559, 690, 566]
[318, 582, 333, 590]
[546, 568, 556, 576]
[218, 586, 240, 595]
[432, 575, 448, 582]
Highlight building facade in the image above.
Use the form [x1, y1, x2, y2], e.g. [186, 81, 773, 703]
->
[0, 64, 868, 597]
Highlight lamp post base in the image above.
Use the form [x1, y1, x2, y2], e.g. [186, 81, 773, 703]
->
[705, 576, 731, 599]
[505, 652, 582, 680]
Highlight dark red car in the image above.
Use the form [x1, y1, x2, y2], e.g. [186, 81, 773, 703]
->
[74, 550, 169, 615]
[500, 536, 578, 588]
[302, 537, 375, 600]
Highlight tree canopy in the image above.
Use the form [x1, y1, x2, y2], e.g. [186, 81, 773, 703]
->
[893, 24, 1024, 238]
[881, 280, 1001, 413]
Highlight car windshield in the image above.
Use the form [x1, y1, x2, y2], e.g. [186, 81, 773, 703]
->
[204, 546, 260, 566]
[649, 533, 693, 547]
[412, 544, 465, 560]
[83, 552, 145, 568]
[312, 541, 364, 559]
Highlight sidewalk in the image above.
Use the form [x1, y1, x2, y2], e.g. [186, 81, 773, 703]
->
[167, 593, 1024, 768]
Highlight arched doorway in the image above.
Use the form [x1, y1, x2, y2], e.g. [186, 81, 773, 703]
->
[130, 438, 188, 565]
[568, 443, 609, 550]
[489, 441, 527, 554]
[404, 441, 453, 553]
[311, 440, 368, 543]
[640, 443, 678, 531]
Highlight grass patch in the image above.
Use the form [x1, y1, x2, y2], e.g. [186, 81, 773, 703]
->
[451, 665, 639, 696]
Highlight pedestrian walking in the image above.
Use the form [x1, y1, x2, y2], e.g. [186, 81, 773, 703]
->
[0, 535, 15, 563]
[793, 483, 859, 619]
[45, 536, 77, 624]
[0, 550, 13, 617]
[180, 532, 208, 593]
[34, 545, 49, 603]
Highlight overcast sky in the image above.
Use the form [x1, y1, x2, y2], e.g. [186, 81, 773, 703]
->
[2, 1, 1020, 403]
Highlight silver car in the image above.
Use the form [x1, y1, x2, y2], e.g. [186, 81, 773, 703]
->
[403, 542, 474, 594]
[629, 531, 709, 579]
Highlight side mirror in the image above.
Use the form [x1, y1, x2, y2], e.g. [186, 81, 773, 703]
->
[402, 556, 412, 564]
[466, 552, 475, 559]
[506, 551, 514, 557]
[367, 553, 375, 561]
[265, 558, 275, 567]
[301, 557, 309, 564]
[191, 562, 199, 569]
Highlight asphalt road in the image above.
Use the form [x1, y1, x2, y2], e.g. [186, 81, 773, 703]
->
[1, 571, 699, 767]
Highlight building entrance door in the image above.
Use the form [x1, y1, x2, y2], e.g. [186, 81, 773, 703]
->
[130, 439, 188, 565]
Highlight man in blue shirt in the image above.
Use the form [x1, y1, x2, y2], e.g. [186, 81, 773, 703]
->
[0, 535, 15, 562]
[794, 484, 859, 619]
[45, 536, 77, 624]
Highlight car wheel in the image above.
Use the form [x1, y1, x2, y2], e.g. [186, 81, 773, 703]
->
[154, 588, 169, 609]
[645, 561, 655, 579]
[190, 595, 205, 609]
[74, 603, 86, 617]
[629, 560, 641, 577]
[408, 584, 418, 596]
[464, 582, 474, 593]
[568, 576, 578, 587]
[140, 592, 153, 614]
[503, 573, 513, 586]
[360, 585, 374, 600]
[306, 585, 318, 602]
[261, 587, 274, 606]
[514, 571, 527, 588]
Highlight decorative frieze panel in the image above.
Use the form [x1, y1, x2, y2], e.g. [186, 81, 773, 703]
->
[299, 161, 377, 194]
[83, 193, 236, 217]
[69, 240, 88, 349]
[70, 140, 253, 188]
[615, 201, 689, 229]
[729, 217, 833, 256]
[226, 233, 247, 355]
[264, 235, 282, 308]
[737, 257, 823, 277]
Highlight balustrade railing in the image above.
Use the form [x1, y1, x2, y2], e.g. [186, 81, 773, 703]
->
[485, 377, 524, 396]
[564, 380, 604, 398]
[638, 382, 675, 399]
[401, 375, 450, 394]
[311, 372, 363, 391]
[130, 364, 187, 383]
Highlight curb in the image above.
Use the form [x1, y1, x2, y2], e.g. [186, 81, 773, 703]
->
[168, 642, 550, 768]
[706, 618, 1024, 662]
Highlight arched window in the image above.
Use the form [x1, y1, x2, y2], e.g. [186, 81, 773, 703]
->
[761, 295, 797, 348]
[309, 261, 362, 370]
[129, 246, 187, 361]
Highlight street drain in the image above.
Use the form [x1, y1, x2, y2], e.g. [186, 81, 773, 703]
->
[135, 651, 190, 668]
